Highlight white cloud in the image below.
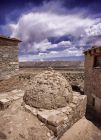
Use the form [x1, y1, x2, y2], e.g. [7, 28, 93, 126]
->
[85, 22, 101, 36]
[7, 1, 101, 61]
[57, 41, 72, 47]
[35, 40, 72, 51]
[19, 45, 83, 61]
[10, 12, 96, 41]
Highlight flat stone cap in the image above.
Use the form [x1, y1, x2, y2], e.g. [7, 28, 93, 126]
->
[0, 35, 21, 42]
[23, 70, 73, 110]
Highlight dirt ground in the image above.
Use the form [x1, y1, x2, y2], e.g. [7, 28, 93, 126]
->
[0, 97, 101, 140]
[0, 99, 51, 140]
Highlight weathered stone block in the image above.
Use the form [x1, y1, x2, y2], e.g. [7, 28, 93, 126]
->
[0, 89, 24, 110]
[0, 98, 11, 109]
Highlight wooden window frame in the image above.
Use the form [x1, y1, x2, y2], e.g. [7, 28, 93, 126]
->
[93, 55, 101, 68]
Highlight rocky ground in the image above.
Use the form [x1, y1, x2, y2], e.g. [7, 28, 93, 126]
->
[0, 69, 84, 93]
[0, 99, 51, 140]
[0, 69, 100, 140]
[0, 98, 100, 140]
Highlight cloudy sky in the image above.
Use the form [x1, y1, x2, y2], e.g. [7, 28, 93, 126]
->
[0, 0, 101, 61]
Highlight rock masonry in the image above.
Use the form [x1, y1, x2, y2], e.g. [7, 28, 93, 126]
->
[23, 70, 87, 139]
[0, 36, 21, 77]
[23, 70, 73, 109]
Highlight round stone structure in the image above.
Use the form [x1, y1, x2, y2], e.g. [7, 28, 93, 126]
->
[23, 70, 73, 110]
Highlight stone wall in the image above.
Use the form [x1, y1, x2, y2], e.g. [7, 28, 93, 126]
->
[0, 37, 20, 76]
[62, 72, 84, 87]
[84, 47, 101, 115]
[24, 92, 87, 139]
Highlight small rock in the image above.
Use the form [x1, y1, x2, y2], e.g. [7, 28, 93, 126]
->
[47, 132, 51, 137]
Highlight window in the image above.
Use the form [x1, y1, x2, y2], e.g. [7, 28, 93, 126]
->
[92, 97, 95, 107]
[94, 56, 101, 67]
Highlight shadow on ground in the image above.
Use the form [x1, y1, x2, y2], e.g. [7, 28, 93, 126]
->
[86, 106, 101, 129]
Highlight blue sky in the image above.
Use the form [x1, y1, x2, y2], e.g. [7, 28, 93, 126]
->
[0, 0, 101, 61]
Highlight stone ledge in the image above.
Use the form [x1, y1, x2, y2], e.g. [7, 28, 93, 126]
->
[24, 93, 87, 139]
[0, 89, 24, 110]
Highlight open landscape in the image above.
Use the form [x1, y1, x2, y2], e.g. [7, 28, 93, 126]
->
[0, 55, 101, 140]
[0, 61, 84, 94]
[0, 0, 101, 140]
[19, 61, 84, 70]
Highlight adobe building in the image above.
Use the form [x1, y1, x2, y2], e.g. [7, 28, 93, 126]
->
[0, 35, 21, 77]
[84, 46, 101, 116]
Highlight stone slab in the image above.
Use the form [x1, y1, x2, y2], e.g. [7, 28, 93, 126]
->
[0, 89, 24, 110]
[24, 104, 38, 116]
